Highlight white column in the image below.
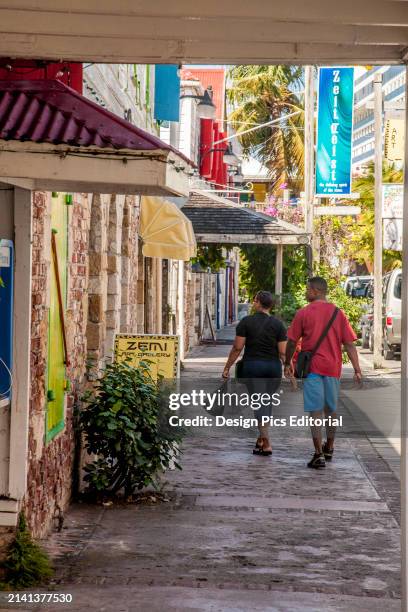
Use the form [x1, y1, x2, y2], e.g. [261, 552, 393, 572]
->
[8, 188, 32, 503]
[400, 64, 408, 612]
[275, 244, 283, 296]
[373, 74, 383, 369]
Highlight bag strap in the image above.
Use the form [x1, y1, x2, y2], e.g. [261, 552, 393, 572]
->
[311, 306, 339, 357]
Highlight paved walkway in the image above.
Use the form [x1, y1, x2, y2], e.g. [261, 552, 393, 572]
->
[2, 326, 401, 611]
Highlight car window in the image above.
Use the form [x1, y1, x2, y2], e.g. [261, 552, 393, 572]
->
[394, 274, 402, 299]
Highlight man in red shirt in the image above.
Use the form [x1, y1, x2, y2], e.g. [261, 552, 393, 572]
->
[284, 277, 362, 469]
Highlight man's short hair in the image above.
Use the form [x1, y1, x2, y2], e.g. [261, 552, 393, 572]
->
[255, 290, 274, 309]
[307, 276, 328, 294]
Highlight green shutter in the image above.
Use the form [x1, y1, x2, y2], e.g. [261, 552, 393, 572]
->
[46, 193, 68, 442]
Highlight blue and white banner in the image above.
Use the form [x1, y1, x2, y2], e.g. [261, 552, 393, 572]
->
[315, 67, 354, 196]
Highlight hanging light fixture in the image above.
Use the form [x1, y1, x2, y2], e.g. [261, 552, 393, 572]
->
[223, 143, 240, 166]
[197, 89, 216, 119]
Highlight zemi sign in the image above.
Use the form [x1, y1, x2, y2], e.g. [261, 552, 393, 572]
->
[315, 67, 355, 197]
[115, 334, 179, 380]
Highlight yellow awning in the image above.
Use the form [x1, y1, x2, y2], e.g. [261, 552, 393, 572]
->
[139, 196, 197, 260]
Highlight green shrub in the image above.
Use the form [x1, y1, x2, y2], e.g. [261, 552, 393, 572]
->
[1, 513, 53, 588]
[79, 361, 182, 498]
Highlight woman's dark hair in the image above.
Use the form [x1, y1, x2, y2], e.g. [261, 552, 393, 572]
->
[254, 290, 274, 309]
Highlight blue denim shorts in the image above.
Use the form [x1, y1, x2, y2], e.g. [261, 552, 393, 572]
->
[303, 373, 340, 413]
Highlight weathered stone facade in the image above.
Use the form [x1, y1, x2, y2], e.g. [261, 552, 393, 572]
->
[24, 191, 91, 538]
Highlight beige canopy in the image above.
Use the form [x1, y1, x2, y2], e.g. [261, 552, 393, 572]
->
[139, 196, 197, 260]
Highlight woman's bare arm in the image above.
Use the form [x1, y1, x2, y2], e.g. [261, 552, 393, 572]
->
[222, 336, 245, 379]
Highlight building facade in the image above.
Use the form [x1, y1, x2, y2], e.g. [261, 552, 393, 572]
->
[352, 66, 406, 174]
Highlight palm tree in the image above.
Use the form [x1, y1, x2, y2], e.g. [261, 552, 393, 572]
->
[227, 65, 304, 194]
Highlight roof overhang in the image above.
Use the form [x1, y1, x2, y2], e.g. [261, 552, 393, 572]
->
[0, 2, 407, 64]
[183, 190, 310, 246]
[0, 141, 191, 196]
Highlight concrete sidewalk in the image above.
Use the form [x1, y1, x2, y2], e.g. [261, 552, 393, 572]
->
[3, 328, 401, 612]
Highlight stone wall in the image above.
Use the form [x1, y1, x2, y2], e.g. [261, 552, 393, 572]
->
[21, 189, 202, 541]
[25, 191, 90, 539]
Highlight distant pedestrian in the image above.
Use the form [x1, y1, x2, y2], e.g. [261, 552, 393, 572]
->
[284, 277, 362, 468]
[222, 290, 287, 455]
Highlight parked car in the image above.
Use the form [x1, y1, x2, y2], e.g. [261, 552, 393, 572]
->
[343, 275, 373, 298]
[382, 268, 402, 360]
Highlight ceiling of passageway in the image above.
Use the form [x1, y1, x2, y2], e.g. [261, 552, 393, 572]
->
[1, 1, 408, 64]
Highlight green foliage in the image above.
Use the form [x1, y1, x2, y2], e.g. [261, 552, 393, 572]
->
[227, 65, 304, 193]
[277, 289, 307, 326]
[314, 263, 367, 333]
[1, 513, 53, 588]
[0, 277, 4, 288]
[342, 162, 403, 271]
[191, 244, 229, 272]
[79, 361, 182, 498]
[239, 244, 307, 301]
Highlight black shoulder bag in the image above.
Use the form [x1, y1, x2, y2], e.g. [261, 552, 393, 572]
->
[295, 307, 339, 379]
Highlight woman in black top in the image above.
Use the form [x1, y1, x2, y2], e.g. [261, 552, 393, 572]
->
[222, 290, 287, 455]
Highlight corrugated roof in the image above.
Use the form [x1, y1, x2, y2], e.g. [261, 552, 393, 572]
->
[181, 68, 225, 124]
[182, 191, 308, 244]
[0, 80, 188, 159]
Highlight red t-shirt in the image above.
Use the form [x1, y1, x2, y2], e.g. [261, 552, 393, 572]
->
[287, 301, 357, 378]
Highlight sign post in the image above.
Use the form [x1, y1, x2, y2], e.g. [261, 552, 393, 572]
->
[315, 67, 354, 197]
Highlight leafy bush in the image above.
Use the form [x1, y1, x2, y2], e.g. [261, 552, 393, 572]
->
[1, 513, 53, 588]
[327, 285, 367, 333]
[275, 289, 307, 326]
[79, 361, 182, 498]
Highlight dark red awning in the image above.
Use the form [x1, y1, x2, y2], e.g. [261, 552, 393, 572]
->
[0, 79, 188, 161]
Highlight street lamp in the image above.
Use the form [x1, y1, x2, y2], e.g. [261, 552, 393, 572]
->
[180, 88, 216, 120]
[200, 143, 239, 166]
[223, 144, 240, 166]
[197, 89, 216, 119]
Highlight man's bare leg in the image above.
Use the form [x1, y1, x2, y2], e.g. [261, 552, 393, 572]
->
[309, 410, 323, 454]
[324, 406, 337, 451]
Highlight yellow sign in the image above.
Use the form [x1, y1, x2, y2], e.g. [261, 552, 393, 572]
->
[384, 118, 404, 163]
[114, 334, 179, 380]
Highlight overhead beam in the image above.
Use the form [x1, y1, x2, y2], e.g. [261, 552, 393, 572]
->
[1, 1, 408, 27]
[194, 233, 308, 245]
[0, 11, 407, 46]
[0, 34, 403, 64]
[0, 144, 190, 196]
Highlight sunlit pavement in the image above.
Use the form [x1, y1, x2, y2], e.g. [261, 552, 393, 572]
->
[5, 328, 400, 611]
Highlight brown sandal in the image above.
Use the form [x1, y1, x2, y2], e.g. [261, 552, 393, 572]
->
[253, 437, 272, 456]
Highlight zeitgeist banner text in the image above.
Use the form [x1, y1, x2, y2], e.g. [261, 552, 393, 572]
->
[315, 67, 354, 196]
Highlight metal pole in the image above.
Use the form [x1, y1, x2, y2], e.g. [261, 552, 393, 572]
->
[373, 74, 383, 369]
[212, 110, 302, 145]
[304, 65, 315, 274]
[400, 64, 408, 612]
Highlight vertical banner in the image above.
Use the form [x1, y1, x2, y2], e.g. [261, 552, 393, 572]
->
[315, 67, 354, 196]
[154, 65, 180, 122]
